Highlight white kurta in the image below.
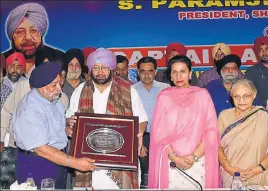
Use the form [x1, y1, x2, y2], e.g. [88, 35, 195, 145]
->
[66, 81, 148, 189]
[168, 157, 205, 189]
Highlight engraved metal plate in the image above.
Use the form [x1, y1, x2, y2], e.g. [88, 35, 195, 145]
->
[86, 128, 124, 154]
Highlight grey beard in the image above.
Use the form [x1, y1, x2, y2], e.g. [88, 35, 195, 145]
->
[222, 74, 237, 83]
[67, 70, 81, 80]
[91, 71, 112, 85]
[7, 73, 21, 83]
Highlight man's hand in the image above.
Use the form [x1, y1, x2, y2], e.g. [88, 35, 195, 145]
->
[65, 126, 73, 137]
[140, 145, 148, 157]
[65, 115, 77, 137]
[66, 115, 77, 128]
[76, 157, 96, 172]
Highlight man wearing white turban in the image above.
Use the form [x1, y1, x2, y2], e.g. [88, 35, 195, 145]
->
[3, 3, 64, 77]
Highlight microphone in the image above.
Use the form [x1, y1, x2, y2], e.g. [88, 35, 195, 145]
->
[170, 162, 203, 191]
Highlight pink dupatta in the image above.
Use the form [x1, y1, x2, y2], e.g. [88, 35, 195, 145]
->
[148, 86, 221, 189]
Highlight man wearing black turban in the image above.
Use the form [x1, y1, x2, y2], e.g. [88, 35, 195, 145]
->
[3, 3, 64, 77]
[62, 48, 85, 101]
[206, 54, 261, 116]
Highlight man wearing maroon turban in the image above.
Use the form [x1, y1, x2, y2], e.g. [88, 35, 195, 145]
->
[155, 43, 198, 85]
[3, 52, 27, 91]
[245, 36, 268, 107]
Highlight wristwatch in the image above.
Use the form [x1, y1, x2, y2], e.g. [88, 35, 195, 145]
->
[192, 154, 198, 162]
[258, 164, 266, 172]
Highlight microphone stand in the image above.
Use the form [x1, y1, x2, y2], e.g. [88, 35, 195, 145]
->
[170, 162, 203, 191]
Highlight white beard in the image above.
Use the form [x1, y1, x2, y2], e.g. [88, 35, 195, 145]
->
[67, 69, 81, 80]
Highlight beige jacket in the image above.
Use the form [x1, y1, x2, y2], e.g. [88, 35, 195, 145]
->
[0, 79, 69, 147]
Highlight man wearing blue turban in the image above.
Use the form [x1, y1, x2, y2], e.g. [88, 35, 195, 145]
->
[3, 3, 64, 77]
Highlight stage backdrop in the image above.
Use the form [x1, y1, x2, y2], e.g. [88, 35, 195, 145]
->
[1, 0, 267, 81]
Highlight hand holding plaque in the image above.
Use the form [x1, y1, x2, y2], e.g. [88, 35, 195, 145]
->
[70, 113, 139, 170]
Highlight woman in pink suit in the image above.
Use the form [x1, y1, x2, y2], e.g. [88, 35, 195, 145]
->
[148, 55, 221, 189]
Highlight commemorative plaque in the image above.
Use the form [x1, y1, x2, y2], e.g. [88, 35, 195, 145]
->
[70, 112, 139, 170]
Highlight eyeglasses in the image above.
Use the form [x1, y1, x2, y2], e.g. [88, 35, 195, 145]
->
[232, 93, 252, 101]
[92, 66, 110, 72]
[260, 68, 268, 79]
[13, 28, 40, 38]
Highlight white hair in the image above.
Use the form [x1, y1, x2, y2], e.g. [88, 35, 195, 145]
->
[230, 79, 257, 96]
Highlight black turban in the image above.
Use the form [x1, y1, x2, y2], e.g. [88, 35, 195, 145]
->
[63, 48, 84, 73]
[216, 54, 241, 75]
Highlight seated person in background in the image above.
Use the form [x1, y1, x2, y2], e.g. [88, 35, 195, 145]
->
[206, 54, 261, 116]
[198, 43, 244, 87]
[218, 79, 268, 188]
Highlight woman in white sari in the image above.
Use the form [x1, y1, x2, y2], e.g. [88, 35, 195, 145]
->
[218, 79, 268, 188]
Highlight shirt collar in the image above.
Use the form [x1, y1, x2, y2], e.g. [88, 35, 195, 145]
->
[92, 79, 113, 93]
[138, 80, 157, 90]
[152, 80, 158, 88]
[25, 65, 35, 79]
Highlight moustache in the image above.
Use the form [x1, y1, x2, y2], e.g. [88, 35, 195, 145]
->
[224, 74, 236, 78]
[96, 75, 106, 78]
[21, 40, 36, 47]
[10, 72, 19, 76]
[143, 77, 152, 80]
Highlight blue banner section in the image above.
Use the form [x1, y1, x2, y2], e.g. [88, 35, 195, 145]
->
[1, 0, 267, 52]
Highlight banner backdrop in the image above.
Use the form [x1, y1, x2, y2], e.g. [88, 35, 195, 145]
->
[1, 0, 267, 81]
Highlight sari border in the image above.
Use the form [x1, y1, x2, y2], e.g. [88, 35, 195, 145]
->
[221, 108, 267, 139]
